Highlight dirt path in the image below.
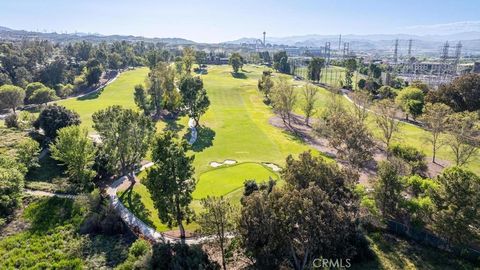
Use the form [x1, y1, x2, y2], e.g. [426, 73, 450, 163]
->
[269, 113, 448, 185]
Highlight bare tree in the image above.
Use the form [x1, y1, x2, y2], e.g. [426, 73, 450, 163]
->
[420, 103, 452, 163]
[301, 83, 318, 126]
[198, 196, 237, 270]
[271, 77, 297, 126]
[350, 90, 371, 122]
[322, 110, 375, 170]
[374, 100, 400, 149]
[446, 112, 479, 166]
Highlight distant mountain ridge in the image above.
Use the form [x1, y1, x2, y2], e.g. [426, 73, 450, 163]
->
[226, 32, 480, 44]
[225, 32, 480, 55]
[0, 26, 195, 45]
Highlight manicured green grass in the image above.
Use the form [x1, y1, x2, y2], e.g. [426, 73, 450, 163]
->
[192, 162, 279, 199]
[120, 162, 278, 232]
[291, 78, 480, 174]
[187, 65, 317, 174]
[57, 68, 150, 130]
[119, 181, 198, 232]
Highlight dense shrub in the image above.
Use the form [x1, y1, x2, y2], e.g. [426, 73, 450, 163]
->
[116, 239, 152, 270]
[151, 242, 220, 270]
[0, 155, 24, 217]
[388, 144, 427, 175]
[404, 175, 437, 197]
[33, 104, 80, 139]
[4, 113, 19, 128]
[80, 205, 125, 235]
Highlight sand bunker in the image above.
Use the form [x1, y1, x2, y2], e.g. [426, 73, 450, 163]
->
[262, 162, 282, 172]
[210, 159, 237, 167]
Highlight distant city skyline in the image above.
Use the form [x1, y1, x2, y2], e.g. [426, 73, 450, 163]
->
[1, 0, 479, 43]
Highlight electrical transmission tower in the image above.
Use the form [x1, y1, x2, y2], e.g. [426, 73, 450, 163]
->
[454, 41, 462, 65]
[338, 34, 342, 58]
[439, 41, 450, 78]
[343, 42, 349, 59]
[441, 41, 449, 62]
[393, 39, 399, 64]
[324, 42, 331, 66]
[407, 39, 413, 59]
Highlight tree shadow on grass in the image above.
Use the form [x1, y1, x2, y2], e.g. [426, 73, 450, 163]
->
[119, 187, 155, 228]
[163, 117, 185, 134]
[279, 123, 304, 144]
[231, 72, 247, 79]
[76, 88, 104, 101]
[25, 197, 80, 233]
[26, 154, 66, 183]
[184, 126, 216, 152]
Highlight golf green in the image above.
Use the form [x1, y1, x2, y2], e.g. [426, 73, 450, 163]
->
[192, 162, 279, 200]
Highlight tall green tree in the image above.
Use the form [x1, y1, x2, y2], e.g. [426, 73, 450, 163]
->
[133, 84, 150, 115]
[228, 53, 244, 74]
[431, 167, 480, 245]
[0, 85, 25, 113]
[50, 125, 96, 192]
[374, 160, 404, 218]
[378, 85, 397, 99]
[28, 86, 58, 105]
[85, 62, 103, 86]
[198, 196, 237, 270]
[195, 50, 207, 67]
[179, 75, 210, 127]
[25, 82, 46, 102]
[344, 58, 358, 89]
[33, 105, 81, 139]
[273, 51, 290, 74]
[146, 62, 178, 116]
[420, 103, 452, 163]
[144, 131, 196, 240]
[239, 151, 362, 270]
[396, 86, 425, 120]
[160, 65, 180, 112]
[93, 106, 155, 184]
[182, 47, 196, 73]
[257, 70, 274, 102]
[426, 73, 480, 112]
[307, 57, 325, 82]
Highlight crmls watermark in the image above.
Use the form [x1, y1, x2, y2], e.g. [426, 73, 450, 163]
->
[312, 258, 351, 269]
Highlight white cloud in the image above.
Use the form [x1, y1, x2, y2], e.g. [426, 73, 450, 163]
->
[400, 21, 480, 35]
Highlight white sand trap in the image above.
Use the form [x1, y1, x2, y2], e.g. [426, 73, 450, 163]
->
[210, 159, 238, 167]
[263, 162, 282, 172]
[210, 162, 222, 167]
[224, 159, 236, 165]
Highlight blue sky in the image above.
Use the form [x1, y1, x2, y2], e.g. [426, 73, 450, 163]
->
[1, 0, 479, 42]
